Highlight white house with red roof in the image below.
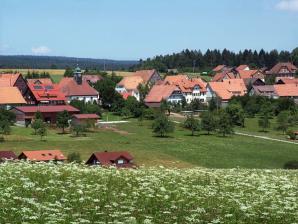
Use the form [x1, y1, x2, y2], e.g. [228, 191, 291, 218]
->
[58, 66, 99, 103]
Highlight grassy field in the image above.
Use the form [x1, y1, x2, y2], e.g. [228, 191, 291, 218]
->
[0, 163, 297, 223]
[0, 68, 65, 75]
[1, 117, 297, 169]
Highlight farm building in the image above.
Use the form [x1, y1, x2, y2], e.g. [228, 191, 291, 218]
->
[11, 105, 79, 125]
[86, 151, 135, 168]
[72, 114, 100, 126]
[0, 73, 28, 96]
[58, 67, 99, 103]
[0, 87, 26, 109]
[0, 151, 17, 162]
[18, 150, 66, 162]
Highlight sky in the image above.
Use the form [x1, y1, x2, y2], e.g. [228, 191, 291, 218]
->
[0, 0, 298, 60]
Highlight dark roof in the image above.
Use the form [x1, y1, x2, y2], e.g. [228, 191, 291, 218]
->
[0, 151, 17, 160]
[251, 85, 276, 97]
[14, 105, 80, 113]
[87, 151, 134, 167]
[268, 62, 297, 74]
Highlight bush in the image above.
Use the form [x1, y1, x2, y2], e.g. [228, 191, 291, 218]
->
[284, 160, 298, 169]
[67, 152, 81, 163]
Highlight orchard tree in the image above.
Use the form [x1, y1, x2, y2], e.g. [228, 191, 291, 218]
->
[31, 119, 43, 135]
[276, 111, 291, 134]
[56, 110, 70, 134]
[152, 113, 174, 137]
[218, 111, 233, 137]
[37, 123, 47, 141]
[258, 114, 270, 132]
[184, 114, 200, 136]
[201, 112, 217, 134]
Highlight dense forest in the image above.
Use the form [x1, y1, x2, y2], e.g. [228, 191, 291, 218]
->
[0, 55, 138, 70]
[134, 48, 298, 73]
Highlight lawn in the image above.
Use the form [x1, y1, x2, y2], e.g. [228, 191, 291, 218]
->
[0, 68, 65, 76]
[1, 118, 297, 169]
[0, 163, 297, 223]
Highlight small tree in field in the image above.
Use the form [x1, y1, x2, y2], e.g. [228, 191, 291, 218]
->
[184, 114, 200, 136]
[37, 124, 47, 141]
[218, 111, 233, 137]
[276, 111, 291, 134]
[152, 113, 174, 137]
[56, 110, 70, 134]
[201, 112, 217, 134]
[31, 119, 43, 135]
[71, 123, 86, 137]
[0, 120, 11, 135]
[258, 114, 270, 132]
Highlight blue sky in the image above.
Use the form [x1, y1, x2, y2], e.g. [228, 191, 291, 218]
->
[0, 0, 298, 60]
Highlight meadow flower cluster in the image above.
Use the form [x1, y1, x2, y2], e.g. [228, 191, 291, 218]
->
[0, 162, 297, 223]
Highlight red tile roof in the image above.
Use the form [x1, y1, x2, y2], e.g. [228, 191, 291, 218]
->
[208, 79, 247, 100]
[14, 105, 80, 113]
[121, 92, 132, 100]
[0, 151, 17, 160]
[27, 78, 53, 85]
[238, 70, 262, 79]
[164, 74, 188, 84]
[73, 114, 100, 119]
[268, 62, 297, 74]
[276, 77, 298, 85]
[236, 65, 249, 71]
[117, 76, 144, 91]
[0, 87, 26, 105]
[145, 84, 180, 103]
[165, 75, 207, 93]
[274, 84, 298, 97]
[82, 75, 102, 84]
[133, 69, 156, 83]
[0, 73, 22, 87]
[19, 150, 66, 161]
[212, 65, 227, 73]
[212, 72, 235, 82]
[58, 78, 99, 97]
[28, 83, 66, 102]
[89, 151, 134, 167]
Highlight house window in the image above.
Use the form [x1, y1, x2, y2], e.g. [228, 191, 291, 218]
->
[117, 159, 124, 164]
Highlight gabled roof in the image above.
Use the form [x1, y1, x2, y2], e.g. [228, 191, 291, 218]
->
[212, 65, 227, 73]
[58, 78, 99, 97]
[28, 83, 66, 102]
[165, 75, 207, 93]
[0, 87, 26, 105]
[238, 70, 261, 79]
[212, 72, 235, 82]
[145, 84, 180, 103]
[208, 79, 247, 101]
[133, 69, 157, 83]
[164, 74, 188, 84]
[236, 65, 249, 71]
[268, 62, 297, 74]
[0, 151, 17, 160]
[252, 85, 276, 97]
[274, 84, 298, 97]
[276, 77, 298, 85]
[82, 75, 102, 84]
[19, 150, 66, 161]
[88, 151, 134, 167]
[0, 73, 22, 87]
[117, 76, 144, 91]
[73, 114, 100, 119]
[14, 105, 79, 113]
[27, 78, 53, 85]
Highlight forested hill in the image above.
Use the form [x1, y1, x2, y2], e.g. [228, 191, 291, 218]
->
[135, 48, 298, 72]
[0, 55, 138, 70]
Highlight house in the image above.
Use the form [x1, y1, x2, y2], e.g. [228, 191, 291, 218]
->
[164, 75, 207, 103]
[133, 69, 161, 86]
[0, 73, 28, 96]
[86, 151, 135, 168]
[18, 150, 66, 162]
[58, 66, 99, 103]
[115, 76, 144, 101]
[275, 77, 298, 85]
[207, 79, 247, 107]
[267, 62, 297, 78]
[0, 151, 17, 162]
[27, 78, 53, 85]
[11, 105, 79, 125]
[274, 84, 298, 104]
[237, 70, 265, 80]
[249, 85, 277, 98]
[212, 65, 229, 73]
[243, 78, 265, 91]
[0, 87, 26, 109]
[236, 65, 250, 72]
[26, 83, 66, 105]
[72, 114, 100, 126]
[82, 74, 102, 85]
[144, 84, 184, 108]
[212, 71, 236, 82]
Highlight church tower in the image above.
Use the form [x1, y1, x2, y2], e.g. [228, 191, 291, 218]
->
[73, 65, 82, 85]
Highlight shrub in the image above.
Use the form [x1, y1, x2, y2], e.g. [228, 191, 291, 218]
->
[152, 113, 174, 137]
[286, 130, 296, 140]
[67, 152, 81, 163]
[284, 160, 298, 169]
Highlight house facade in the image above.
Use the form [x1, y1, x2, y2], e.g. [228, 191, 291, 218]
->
[267, 62, 297, 79]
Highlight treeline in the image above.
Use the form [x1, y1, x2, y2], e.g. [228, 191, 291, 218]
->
[134, 48, 298, 72]
[0, 55, 138, 70]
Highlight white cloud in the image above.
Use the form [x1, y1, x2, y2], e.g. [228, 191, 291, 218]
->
[31, 46, 51, 54]
[276, 0, 298, 12]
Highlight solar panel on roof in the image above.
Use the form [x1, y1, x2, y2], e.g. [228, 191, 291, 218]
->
[33, 85, 43, 90]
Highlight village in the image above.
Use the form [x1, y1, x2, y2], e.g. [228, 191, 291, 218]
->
[0, 61, 297, 167]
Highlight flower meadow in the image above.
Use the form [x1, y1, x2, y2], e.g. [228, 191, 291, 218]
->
[0, 162, 297, 223]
